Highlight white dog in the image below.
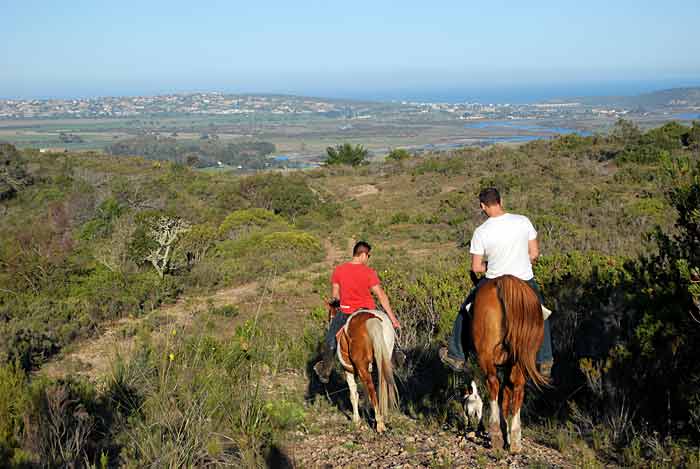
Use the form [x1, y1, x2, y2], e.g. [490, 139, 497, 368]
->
[464, 380, 483, 429]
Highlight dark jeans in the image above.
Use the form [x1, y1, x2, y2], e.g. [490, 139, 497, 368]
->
[447, 278, 553, 364]
[325, 312, 350, 350]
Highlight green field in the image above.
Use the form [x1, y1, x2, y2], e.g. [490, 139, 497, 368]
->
[0, 112, 605, 157]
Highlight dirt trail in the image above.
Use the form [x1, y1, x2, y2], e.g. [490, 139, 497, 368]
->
[40, 236, 575, 467]
[349, 184, 380, 198]
[41, 238, 345, 380]
[268, 371, 571, 469]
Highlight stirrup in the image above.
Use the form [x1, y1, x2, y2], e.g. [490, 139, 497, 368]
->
[538, 360, 553, 380]
[313, 360, 332, 384]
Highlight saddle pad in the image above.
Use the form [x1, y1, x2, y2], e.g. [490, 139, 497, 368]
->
[335, 309, 382, 342]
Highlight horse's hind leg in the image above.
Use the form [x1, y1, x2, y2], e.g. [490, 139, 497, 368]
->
[485, 370, 504, 449]
[345, 372, 361, 425]
[501, 374, 513, 448]
[357, 365, 384, 433]
[509, 365, 526, 453]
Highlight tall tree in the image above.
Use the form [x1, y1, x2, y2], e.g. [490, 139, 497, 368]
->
[325, 143, 369, 166]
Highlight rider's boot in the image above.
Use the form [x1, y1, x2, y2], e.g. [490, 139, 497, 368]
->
[439, 346, 465, 372]
[313, 343, 335, 384]
[538, 360, 554, 381]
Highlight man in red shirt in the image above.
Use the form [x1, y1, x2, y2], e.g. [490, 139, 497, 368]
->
[313, 241, 401, 383]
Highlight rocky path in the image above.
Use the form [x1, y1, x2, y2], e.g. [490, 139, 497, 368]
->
[270, 370, 571, 469]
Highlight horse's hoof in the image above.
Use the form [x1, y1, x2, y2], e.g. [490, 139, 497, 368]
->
[490, 433, 504, 450]
[376, 422, 386, 433]
[510, 444, 522, 454]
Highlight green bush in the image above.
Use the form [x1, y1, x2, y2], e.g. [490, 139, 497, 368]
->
[113, 332, 275, 467]
[325, 143, 369, 166]
[209, 304, 239, 318]
[390, 212, 411, 225]
[79, 198, 124, 241]
[236, 173, 320, 219]
[218, 208, 289, 240]
[192, 231, 324, 287]
[0, 325, 59, 372]
[386, 148, 412, 161]
[412, 156, 465, 175]
[264, 399, 306, 430]
[0, 364, 29, 465]
[2, 374, 117, 468]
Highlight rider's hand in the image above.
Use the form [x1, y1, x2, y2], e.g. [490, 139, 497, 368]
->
[392, 319, 401, 329]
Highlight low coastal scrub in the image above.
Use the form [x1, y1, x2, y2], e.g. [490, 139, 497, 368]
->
[0, 120, 698, 465]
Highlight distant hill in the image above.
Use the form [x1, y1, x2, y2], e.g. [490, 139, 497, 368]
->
[565, 87, 700, 108]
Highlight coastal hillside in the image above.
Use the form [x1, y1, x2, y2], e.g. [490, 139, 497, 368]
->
[576, 86, 700, 107]
[0, 119, 699, 467]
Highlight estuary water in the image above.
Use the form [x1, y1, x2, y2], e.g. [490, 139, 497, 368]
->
[675, 112, 700, 120]
[464, 120, 593, 135]
[463, 120, 592, 144]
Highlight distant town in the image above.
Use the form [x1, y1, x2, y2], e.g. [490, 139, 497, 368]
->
[0, 92, 645, 121]
[1, 89, 698, 170]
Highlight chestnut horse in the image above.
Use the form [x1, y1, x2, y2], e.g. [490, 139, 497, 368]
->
[469, 275, 547, 452]
[332, 305, 399, 432]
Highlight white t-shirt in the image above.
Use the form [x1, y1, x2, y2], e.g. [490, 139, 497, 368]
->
[469, 213, 537, 280]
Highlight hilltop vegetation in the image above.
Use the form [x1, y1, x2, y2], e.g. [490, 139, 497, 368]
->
[0, 119, 699, 466]
[105, 135, 277, 169]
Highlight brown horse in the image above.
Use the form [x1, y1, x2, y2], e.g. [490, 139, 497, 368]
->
[332, 305, 399, 433]
[469, 275, 547, 452]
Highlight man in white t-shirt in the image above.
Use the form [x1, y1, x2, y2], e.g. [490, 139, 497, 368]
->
[439, 188, 553, 378]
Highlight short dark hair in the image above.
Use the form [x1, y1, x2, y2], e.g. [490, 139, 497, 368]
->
[479, 187, 501, 206]
[353, 241, 372, 257]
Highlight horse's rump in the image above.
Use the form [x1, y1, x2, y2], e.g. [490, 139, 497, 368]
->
[336, 311, 378, 370]
[337, 310, 399, 415]
[470, 275, 547, 451]
[473, 275, 547, 388]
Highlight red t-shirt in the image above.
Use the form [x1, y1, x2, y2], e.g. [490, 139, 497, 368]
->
[331, 262, 380, 314]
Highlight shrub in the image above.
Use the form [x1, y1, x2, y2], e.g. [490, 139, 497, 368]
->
[381, 257, 469, 351]
[0, 364, 29, 465]
[193, 231, 324, 287]
[412, 156, 464, 175]
[209, 304, 239, 318]
[79, 198, 124, 241]
[264, 399, 306, 430]
[114, 333, 274, 467]
[386, 148, 412, 161]
[0, 143, 33, 201]
[390, 212, 411, 225]
[218, 208, 289, 240]
[0, 325, 59, 372]
[176, 222, 217, 268]
[236, 173, 320, 219]
[325, 143, 369, 166]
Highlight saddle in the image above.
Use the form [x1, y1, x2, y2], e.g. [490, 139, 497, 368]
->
[335, 308, 382, 342]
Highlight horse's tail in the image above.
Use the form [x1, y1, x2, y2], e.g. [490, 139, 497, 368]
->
[495, 276, 549, 389]
[366, 317, 399, 416]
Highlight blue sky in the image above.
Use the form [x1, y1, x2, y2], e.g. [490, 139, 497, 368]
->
[2, 0, 700, 101]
